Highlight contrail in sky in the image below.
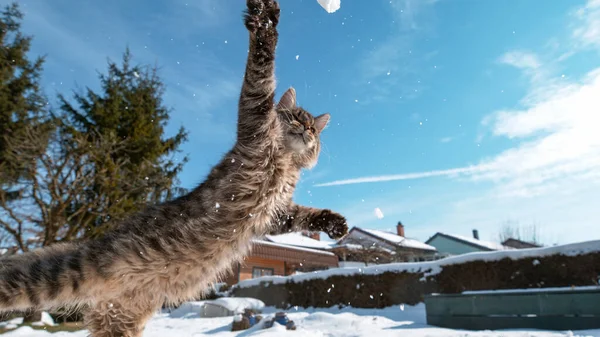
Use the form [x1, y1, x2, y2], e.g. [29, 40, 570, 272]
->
[314, 165, 487, 187]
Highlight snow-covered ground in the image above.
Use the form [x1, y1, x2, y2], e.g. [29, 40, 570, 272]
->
[3, 299, 599, 336]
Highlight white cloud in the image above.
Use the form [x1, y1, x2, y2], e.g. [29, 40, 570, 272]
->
[440, 136, 453, 143]
[572, 0, 600, 49]
[317, 1, 600, 245]
[328, 64, 600, 241]
[317, 67, 600, 199]
[497, 50, 549, 84]
[471, 69, 600, 197]
[499, 51, 541, 70]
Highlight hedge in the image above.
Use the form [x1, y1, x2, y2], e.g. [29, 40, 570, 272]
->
[231, 251, 600, 309]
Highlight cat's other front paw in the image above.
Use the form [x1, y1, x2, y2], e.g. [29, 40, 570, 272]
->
[244, 0, 280, 34]
[320, 211, 349, 240]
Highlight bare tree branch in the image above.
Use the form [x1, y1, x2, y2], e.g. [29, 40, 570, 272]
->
[498, 219, 543, 245]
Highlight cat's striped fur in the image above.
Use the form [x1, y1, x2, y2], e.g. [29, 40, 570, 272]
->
[0, 1, 348, 336]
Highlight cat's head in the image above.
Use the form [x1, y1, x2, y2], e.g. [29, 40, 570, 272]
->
[276, 87, 329, 168]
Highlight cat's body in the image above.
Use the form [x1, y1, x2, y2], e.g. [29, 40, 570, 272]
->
[0, 1, 347, 336]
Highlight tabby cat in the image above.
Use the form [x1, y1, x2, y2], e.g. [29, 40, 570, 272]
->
[0, 0, 348, 336]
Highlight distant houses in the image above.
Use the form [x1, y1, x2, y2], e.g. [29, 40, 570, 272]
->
[331, 223, 439, 266]
[425, 230, 514, 255]
[222, 223, 546, 285]
[222, 223, 441, 285]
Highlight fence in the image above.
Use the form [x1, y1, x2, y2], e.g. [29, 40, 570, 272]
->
[425, 287, 600, 330]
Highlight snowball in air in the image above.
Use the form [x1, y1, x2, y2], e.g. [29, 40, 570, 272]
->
[317, 0, 340, 13]
[374, 208, 384, 219]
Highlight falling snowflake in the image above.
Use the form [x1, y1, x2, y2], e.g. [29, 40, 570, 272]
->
[374, 208, 384, 219]
[317, 0, 341, 13]
[295, 55, 300, 60]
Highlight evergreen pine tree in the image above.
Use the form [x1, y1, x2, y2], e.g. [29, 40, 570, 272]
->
[1, 5, 187, 249]
[0, 3, 53, 254]
[0, 2, 50, 194]
[58, 49, 188, 238]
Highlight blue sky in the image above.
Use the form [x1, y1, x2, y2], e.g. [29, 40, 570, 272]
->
[14, 0, 600, 245]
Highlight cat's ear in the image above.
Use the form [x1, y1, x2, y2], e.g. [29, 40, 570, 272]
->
[314, 113, 330, 133]
[277, 87, 296, 111]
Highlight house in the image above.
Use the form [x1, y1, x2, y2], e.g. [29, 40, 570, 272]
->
[425, 230, 513, 256]
[331, 222, 438, 265]
[223, 232, 338, 285]
[502, 238, 542, 249]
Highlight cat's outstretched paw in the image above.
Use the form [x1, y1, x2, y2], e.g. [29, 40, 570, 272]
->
[244, 0, 280, 34]
[320, 211, 349, 240]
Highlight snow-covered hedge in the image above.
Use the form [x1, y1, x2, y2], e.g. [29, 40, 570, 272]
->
[231, 240, 600, 309]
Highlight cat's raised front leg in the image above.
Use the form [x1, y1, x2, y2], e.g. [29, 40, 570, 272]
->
[237, 0, 281, 143]
[270, 204, 349, 239]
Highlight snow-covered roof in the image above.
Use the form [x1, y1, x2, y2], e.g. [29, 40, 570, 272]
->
[433, 232, 513, 251]
[252, 239, 335, 256]
[265, 232, 332, 250]
[330, 242, 396, 254]
[359, 228, 437, 251]
[329, 243, 364, 250]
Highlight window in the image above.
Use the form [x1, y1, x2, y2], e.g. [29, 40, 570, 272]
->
[252, 267, 274, 278]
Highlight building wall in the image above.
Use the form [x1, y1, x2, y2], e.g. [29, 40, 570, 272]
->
[427, 236, 486, 255]
[396, 247, 438, 262]
[238, 257, 285, 282]
[338, 261, 367, 268]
